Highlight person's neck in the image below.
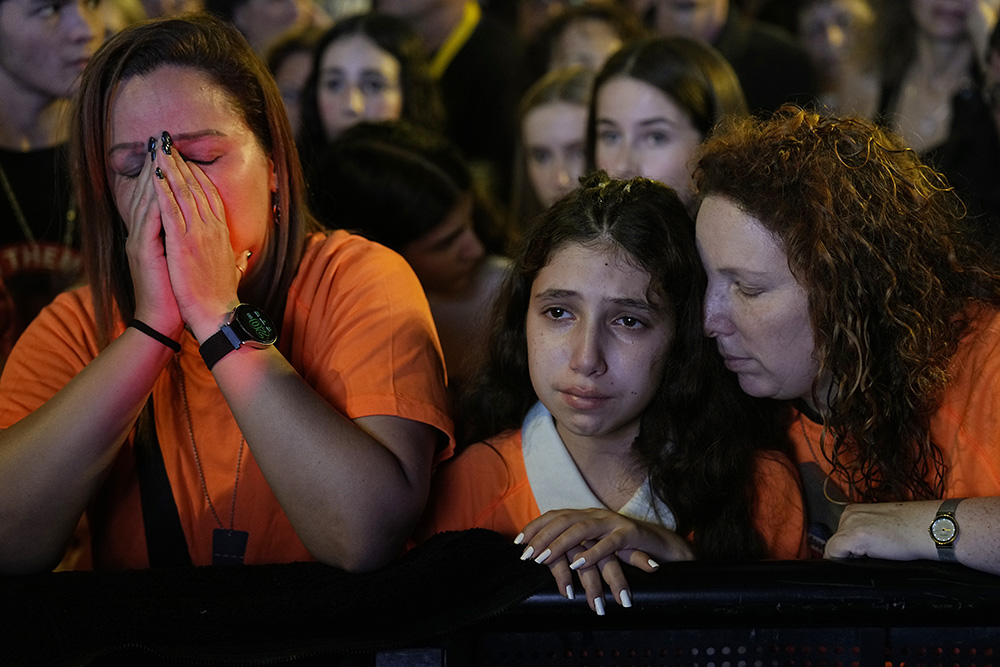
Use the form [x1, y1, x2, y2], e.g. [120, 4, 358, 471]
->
[914, 32, 973, 83]
[413, 0, 468, 52]
[0, 80, 70, 151]
[556, 421, 643, 511]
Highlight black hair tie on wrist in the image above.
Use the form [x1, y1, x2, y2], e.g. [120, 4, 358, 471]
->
[128, 319, 181, 353]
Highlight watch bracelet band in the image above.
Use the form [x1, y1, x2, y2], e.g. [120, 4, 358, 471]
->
[933, 497, 964, 563]
[937, 497, 963, 516]
[200, 328, 238, 371]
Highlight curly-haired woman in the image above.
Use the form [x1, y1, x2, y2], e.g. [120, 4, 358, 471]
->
[695, 106, 1000, 574]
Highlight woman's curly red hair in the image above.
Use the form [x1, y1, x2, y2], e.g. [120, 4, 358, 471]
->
[695, 107, 1000, 502]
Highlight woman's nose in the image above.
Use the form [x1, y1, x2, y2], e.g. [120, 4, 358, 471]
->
[702, 288, 734, 338]
[569, 323, 607, 376]
[346, 87, 364, 116]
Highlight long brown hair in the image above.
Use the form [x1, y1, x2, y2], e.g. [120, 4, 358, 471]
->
[72, 14, 318, 346]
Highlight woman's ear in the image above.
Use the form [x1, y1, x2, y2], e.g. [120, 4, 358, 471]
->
[269, 159, 278, 193]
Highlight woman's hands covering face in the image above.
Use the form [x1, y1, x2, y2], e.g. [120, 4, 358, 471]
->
[125, 132, 250, 339]
[125, 135, 183, 337]
[152, 131, 245, 335]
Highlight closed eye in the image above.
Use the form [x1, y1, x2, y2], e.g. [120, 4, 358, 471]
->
[177, 151, 221, 167]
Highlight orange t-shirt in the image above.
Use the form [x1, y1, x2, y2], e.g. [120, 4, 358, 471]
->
[0, 231, 454, 569]
[790, 309, 1000, 553]
[417, 403, 807, 560]
[792, 309, 1000, 498]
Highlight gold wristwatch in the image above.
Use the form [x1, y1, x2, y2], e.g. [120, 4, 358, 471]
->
[928, 498, 963, 563]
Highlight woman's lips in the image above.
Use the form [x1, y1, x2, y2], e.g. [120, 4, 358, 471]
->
[719, 353, 753, 372]
[560, 387, 612, 410]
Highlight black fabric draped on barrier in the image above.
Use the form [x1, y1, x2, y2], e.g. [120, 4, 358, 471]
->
[3, 529, 1000, 666]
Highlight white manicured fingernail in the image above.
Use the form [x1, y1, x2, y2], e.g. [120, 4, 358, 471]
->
[620, 590, 632, 608]
[565, 584, 575, 600]
[534, 548, 551, 564]
[594, 597, 605, 616]
[520, 545, 534, 561]
[648, 558, 660, 569]
[569, 556, 586, 570]
[513, 532, 524, 545]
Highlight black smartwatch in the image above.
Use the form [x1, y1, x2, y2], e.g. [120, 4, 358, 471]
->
[929, 497, 963, 563]
[199, 303, 277, 371]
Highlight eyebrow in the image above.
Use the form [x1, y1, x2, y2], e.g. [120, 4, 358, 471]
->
[597, 117, 676, 128]
[714, 266, 777, 282]
[108, 130, 226, 156]
[321, 66, 391, 77]
[534, 288, 657, 312]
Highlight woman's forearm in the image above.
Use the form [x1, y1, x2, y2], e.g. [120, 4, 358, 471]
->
[0, 328, 173, 572]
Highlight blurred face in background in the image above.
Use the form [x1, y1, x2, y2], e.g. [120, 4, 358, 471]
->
[524, 100, 588, 208]
[0, 0, 104, 101]
[594, 75, 702, 208]
[798, 0, 875, 81]
[652, 0, 727, 42]
[402, 193, 485, 294]
[549, 17, 622, 72]
[273, 47, 313, 137]
[911, 0, 973, 42]
[317, 33, 403, 140]
[233, 0, 312, 53]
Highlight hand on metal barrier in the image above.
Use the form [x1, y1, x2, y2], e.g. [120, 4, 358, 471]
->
[516, 508, 693, 615]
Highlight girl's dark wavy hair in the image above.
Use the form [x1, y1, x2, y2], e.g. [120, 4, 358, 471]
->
[464, 172, 788, 559]
[72, 13, 317, 348]
[695, 107, 1000, 502]
[297, 12, 444, 176]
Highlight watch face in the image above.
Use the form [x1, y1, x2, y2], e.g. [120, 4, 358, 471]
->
[930, 516, 958, 545]
[233, 304, 277, 346]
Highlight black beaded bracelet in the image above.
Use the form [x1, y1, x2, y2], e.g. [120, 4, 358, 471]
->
[128, 319, 181, 353]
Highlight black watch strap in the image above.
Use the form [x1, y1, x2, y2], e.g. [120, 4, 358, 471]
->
[199, 304, 276, 371]
[200, 327, 241, 371]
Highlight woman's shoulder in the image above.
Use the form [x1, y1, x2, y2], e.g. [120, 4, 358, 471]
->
[298, 230, 410, 271]
[290, 231, 424, 302]
[25, 285, 100, 342]
[951, 307, 1000, 369]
